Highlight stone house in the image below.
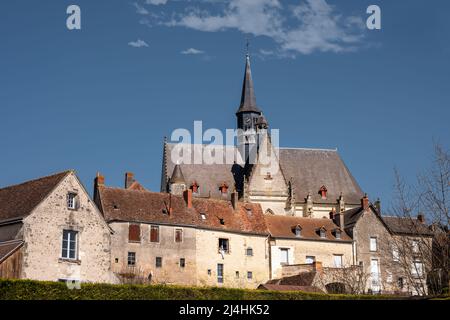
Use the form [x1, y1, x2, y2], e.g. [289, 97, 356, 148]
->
[0, 170, 114, 284]
[94, 173, 270, 289]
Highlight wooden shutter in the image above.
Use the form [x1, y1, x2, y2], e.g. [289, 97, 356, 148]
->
[128, 224, 141, 242]
[150, 226, 159, 242]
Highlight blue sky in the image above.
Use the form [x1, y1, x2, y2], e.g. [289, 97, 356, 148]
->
[0, 0, 449, 210]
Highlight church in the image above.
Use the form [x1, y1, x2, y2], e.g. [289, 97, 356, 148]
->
[161, 53, 364, 219]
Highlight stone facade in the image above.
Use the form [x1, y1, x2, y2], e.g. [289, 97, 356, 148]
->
[18, 172, 113, 283]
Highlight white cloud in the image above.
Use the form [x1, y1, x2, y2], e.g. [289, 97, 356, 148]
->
[133, 2, 149, 15]
[146, 0, 168, 5]
[150, 0, 366, 56]
[128, 39, 149, 48]
[181, 48, 205, 55]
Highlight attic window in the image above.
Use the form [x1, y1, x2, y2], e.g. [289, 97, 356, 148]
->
[293, 225, 302, 238]
[317, 227, 326, 239]
[319, 185, 328, 199]
[67, 193, 78, 210]
[190, 181, 199, 194]
[113, 204, 119, 210]
[219, 218, 225, 225]
[335, 229, 342, 239]
[200, 213, 207, 220]
[219, 182, 229, 195]
[246, 208, 252, 216]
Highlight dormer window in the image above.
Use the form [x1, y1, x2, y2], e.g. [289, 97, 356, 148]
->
[219, 218, 225, 225]
[292, 225, 302, 238]
[200, 213, 206, 220]
[319, 185, 328, 199]
[334, 229, 342, 239]
[190, 181, 199, 194]
[317, 227, 327, 238]
[67, 193, 78, 210]
[246, 208, 252, 216]
[219, 182, 229, 195]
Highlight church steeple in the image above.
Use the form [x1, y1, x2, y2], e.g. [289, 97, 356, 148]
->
[236, 54, 262, 115]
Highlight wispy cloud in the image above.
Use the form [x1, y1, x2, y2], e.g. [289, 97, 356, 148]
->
[128, 39, 149, 48]
[139, 0, 366, 57]
[133, 2, 149, 15]
[145, 0, 168, 5]
[181, 48, 205, 55]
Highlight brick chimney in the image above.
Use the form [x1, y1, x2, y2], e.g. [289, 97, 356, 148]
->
[93, 172, 105, 207]
[183, 189, 192, 208]
[231, 191, 238, 210]
[125, 172, 135, 189]
[417, 213, 425, 224]
[361, 194, 369, 210]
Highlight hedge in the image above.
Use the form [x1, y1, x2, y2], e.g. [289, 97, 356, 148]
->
[0, 279, 406, 300]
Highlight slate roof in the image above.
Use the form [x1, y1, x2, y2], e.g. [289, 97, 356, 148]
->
[265, 215, 352, 242]
[0, 240, 24, 263]
[162, 143, 364, 205]
[97, 186, 268, 236]
[236, 55, 262, 115]
[0, 171, 70, 222]
[383, 216, 433, 236]
[343, 207, 365, 229]
[279, 148, 364, 204]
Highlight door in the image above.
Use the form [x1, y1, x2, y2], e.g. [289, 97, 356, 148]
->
[370, 259, 380, 292]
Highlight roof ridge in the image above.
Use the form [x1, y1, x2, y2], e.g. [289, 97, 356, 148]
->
[0, 170, 72, 191]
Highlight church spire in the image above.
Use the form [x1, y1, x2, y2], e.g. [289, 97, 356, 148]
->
[236, 54, 262, 115]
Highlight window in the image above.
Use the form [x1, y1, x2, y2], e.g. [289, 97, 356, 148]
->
[180, 258, 185, 268]
[295, 226, 302, 237]
[207, 269, 212, 276]
[217, 264, 224, 283]
[386, 272, 393, 283]
[128, 223, 141, 242]
[398, 277, 404, 289]
[319, 228, 326, 238]
[280, 248, 289, 265]
[127, 252, 136, 266]
[235, 271, 240, 279]
[156, 257, 162, 268]
[246, 247, 253, 256]
[333, 255, 343, 268]
[219, 238, 229, 253]
[200, 213, 206, 220]
[412, 261, 424, 278]
[150, 226, 159, 243]
[175, 228, 183, 243]
[335, 230, 341, 239]
[412, 240, 419, 254]
[306, 256, 316, 264]
[115, 258, 119, 263]
[61, 230, 78, 260]
[370, 237, 377, 252]
[247, 271, 253, 280]
[67, 193, 77, 210]
[392, 246, 400, 262]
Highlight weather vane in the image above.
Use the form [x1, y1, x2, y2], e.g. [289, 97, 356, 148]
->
[246, 37, 250, 57]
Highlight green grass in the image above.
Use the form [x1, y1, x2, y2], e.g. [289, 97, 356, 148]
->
[0, 279, 410, 300]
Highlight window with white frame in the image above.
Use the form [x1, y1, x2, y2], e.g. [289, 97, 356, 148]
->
[412, 260, 424, 278]
[370, 237, 377, 252]
[67, 193, 77, 210]
[333, 254, 343, 268]
[246, 247, 253, 256]
[306, 256, 315, 264]
[61, 230, 78, 260]
[280, 248, 289, 265]
[127, 252, 136, 266]
[412, 240, 419, 254]
[392, 246, 400, 262]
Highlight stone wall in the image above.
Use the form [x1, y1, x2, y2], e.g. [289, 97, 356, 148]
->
[21, 172, 113, 283]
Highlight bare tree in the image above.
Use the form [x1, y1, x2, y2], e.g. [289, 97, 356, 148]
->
[389, 143, 449, 295]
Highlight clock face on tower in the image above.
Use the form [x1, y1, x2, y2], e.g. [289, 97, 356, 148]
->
[245, 117, 251, 124]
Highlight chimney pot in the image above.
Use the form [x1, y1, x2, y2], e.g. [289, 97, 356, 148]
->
[95, 172, 105, 186]
[183, 189, 193, 208]
[125, 172, 135, 189]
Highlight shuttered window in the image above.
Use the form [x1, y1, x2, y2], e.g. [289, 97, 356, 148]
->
[150, 226, 159, 243]
[175, 228, 183, 243]
[128, 224, 141, 242]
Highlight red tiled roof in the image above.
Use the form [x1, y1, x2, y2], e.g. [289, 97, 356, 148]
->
[97, 186, 268, 235]
[0, 171, 70, 222]
[265, 215, 352, 241]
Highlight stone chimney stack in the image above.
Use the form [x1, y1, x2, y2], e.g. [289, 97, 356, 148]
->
[125, 172, 135, 189]
[361, 194, 370, 210]
[93, 172, 105, 206]
[183, 189, 193, 209]
[417, 213, 425, 224]
[231, 191, 239, 210]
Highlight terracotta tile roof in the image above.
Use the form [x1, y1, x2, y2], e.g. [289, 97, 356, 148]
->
[0, 240, 24, 263]
[383, 216, 433, 236]
[0, 171, 70, 222]
[265, 215, 352, 241]
[258, 284, 324, 293]
[97, 186, 268, 235]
